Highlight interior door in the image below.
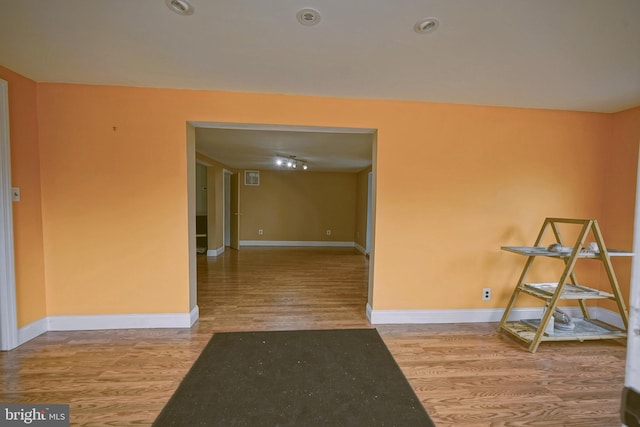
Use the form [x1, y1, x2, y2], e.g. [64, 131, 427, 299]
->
[230, 172, 240, 250]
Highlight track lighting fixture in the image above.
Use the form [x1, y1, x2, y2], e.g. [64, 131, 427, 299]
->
[275, 154, 308, 171]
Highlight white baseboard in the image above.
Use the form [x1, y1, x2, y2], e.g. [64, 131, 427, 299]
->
[367, 304, 538, 324]
[16, 304, 622, 347]
[18, 317, 48, 345]
[48, 309, 197, 331]
[15, 307, 199, 347]
[366, 303, 373, 321]
[190, 305, 199, 326]
[366, 303, 624, 327]
[207, 246, 225, 257]
[354, 243, 366, 254]
[241, 240, 355, 247]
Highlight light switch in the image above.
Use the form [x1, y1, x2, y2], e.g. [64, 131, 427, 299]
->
[11, 187, 20, 202]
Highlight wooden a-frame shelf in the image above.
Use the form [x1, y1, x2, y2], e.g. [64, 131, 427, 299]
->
[498, 218, 632, 353]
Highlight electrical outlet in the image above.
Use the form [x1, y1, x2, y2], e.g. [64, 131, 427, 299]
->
[326, 229, 331, 236]
[482, 288, 492, 301]
[258, 229, 263, 235]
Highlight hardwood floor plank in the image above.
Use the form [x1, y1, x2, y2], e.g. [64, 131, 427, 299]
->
[0, 247, 627, 426]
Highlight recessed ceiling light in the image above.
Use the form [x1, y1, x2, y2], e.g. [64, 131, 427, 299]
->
[414, 17, 439, 34]
[166, 0, 194, 16]
[297, 8, 321, 26]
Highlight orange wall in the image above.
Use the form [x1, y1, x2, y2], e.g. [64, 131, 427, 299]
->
[601, 106, 640, 308]
[0, 66, 47, 327]
[20, 79, 635, 318]
[36, 84, 192, 315]
[374, 106, 614, 308]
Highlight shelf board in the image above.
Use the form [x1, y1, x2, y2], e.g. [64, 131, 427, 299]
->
[501, 319, 626, 343]
[499, 219, 630, 352]
[521, 282, 614, 300]
[501, 246, 633, 258]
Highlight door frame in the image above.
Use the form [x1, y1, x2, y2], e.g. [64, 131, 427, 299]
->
[366, 171, 373, 254]
[190, 121, 377, 316]
[229, 171, 240, 250]
[0, 78, 18, 351]
[626, 144, 640, 393]
[223, 169, 232, 247]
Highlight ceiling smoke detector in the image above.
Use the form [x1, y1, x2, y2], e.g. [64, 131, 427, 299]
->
[166, 0, 194, 16]
[414, 17, 439, 34]
[297, 8, 321, 26]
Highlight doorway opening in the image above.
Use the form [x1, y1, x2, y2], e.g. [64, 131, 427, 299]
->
[188, 121, 377, 324]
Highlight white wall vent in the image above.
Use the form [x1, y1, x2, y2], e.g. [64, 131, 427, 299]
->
[244, 170, 260, 186]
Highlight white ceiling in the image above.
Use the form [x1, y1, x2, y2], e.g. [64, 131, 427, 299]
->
[1, 0, 639, 171]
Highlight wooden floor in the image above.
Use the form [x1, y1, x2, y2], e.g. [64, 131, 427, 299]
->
[0, 247, 627, 426]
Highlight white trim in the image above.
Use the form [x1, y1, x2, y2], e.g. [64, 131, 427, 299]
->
[14, 305, 620, 345]
[18, 317, 48, 346]
[367, 305, 538, 324]
[14, 307, 199, 347]
[187, 124, 198, 319]
[366, 304, 624, 326]
[626, 143, 640, 393]
[207, 246, 225, 257]
[354, 242, 366, 254]
[223, 169, 232, 248]
[189, 305, 199, 326]
[366, 171, 372, 254]
[189, 121, 376, 135]
[241, 240, 355, 247]
[47, 311, 197, 331]
[0, 78, 18, 351]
